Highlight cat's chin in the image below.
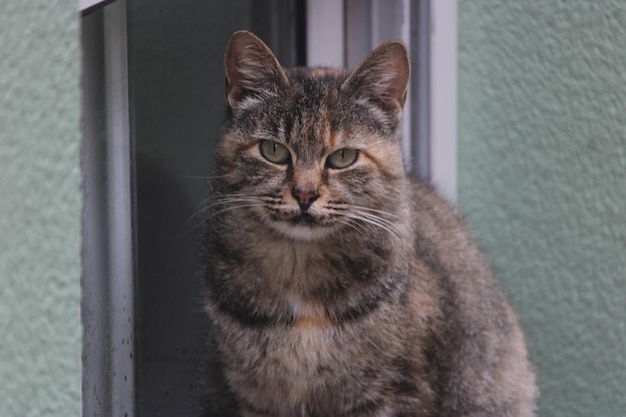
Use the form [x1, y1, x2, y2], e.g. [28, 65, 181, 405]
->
[270, 221, 336, 242]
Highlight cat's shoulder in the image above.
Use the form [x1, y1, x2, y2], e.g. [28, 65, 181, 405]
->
[407, 176, 473, 241]
[408, 177, 458, 218]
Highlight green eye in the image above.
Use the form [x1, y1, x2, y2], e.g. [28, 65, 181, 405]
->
[259, 140, 291, 164]
[326, 148, 359, 169]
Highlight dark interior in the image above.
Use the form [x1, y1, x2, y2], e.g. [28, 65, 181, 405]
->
[127, 1, 305, 415]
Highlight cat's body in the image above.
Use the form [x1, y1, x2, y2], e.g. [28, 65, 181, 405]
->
[201, 31, 537, 417]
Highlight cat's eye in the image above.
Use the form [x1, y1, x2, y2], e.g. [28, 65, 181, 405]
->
[326, 148, 359, 169]
[259, 140, 291, 164]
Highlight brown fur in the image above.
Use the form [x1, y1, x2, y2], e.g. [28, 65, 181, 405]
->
[200, 31, 537, 417]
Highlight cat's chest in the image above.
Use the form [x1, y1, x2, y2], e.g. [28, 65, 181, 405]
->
[217, 245, 407, 415]
[256, 240, 331, 289]
[270, 296, 337, 371]
[225, 299, 342, 413]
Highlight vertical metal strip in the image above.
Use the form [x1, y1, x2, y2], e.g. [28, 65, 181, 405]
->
[411, 0, 431, 180]
[81, 8, 110, 417]
[306, 0, 345, 67]
[345, 0, 372, 70]
[399, 0, 412, 171]
[429, 0, 457, 203]
[82, 0, 134, 415]
[104, 0, 135, 415]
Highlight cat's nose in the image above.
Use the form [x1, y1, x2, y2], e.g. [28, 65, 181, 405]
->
[292, 188, 319, 212]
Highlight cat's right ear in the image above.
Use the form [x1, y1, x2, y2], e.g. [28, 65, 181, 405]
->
[224, 31, 289, 110]
[341, 41, 410, 126]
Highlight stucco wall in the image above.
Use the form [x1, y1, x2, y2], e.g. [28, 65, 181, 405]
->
[458, 1, 626, 416]
[0, 1, 81, 416]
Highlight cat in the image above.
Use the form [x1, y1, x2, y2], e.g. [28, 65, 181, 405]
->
[200, 30, 537, 417]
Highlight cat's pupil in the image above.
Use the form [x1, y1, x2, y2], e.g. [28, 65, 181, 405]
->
[326, 148, 359, 169]
[260, 140, 290, 164]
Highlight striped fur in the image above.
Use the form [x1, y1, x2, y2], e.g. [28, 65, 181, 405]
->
[200, 31, 537, 417]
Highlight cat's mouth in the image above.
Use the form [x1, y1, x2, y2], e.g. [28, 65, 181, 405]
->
[268, 211, 336, 241]
[290, 212, 317, 226]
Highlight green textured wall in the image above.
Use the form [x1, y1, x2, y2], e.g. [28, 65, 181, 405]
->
[0, 1, 81, 416]
[458, 1, 626, 416]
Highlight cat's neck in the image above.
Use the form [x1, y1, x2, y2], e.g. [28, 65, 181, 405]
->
[246, 223, 406, 293]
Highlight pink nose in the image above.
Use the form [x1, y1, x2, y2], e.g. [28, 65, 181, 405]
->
[292, 189, 319, 211]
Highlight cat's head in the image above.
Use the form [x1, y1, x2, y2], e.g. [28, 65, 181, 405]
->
[213, 31, 410, 242]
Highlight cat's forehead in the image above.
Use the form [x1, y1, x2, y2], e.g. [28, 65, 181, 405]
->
[236, 66, 387, 160]
[267, 68, 350, 152]
[283, 67, 347, 109]
[287, 67, 347, 87]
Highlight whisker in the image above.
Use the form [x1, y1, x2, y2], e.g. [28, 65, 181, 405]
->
[351, 205, 402, 220]
[185, 196, 260, 222]
[177, 203, 262, 237]
[360, 213, 396, 230]
[338, 218, 369, 239]
[326, 201, 402, 220]
[178, 192, 270, 236]
[205, 203, 263, 222]
[346, 210, 402, 238]
[176, 174, 230, 180]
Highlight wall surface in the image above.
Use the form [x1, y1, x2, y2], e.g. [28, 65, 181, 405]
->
[0, 1, 81, 416]
[458, 1, 626, 416]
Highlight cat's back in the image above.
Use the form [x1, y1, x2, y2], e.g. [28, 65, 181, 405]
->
[408, 178, 538, 416]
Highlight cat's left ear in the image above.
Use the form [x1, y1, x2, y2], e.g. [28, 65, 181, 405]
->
[341, 41, 410, 125]
[224, 31, 289, 110]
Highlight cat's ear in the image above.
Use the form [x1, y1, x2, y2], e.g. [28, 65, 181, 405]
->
[341, 41, 410, 124]
[224, 31, 289, 109]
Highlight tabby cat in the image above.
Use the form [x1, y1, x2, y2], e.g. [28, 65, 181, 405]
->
[200, 30, 537, 417]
